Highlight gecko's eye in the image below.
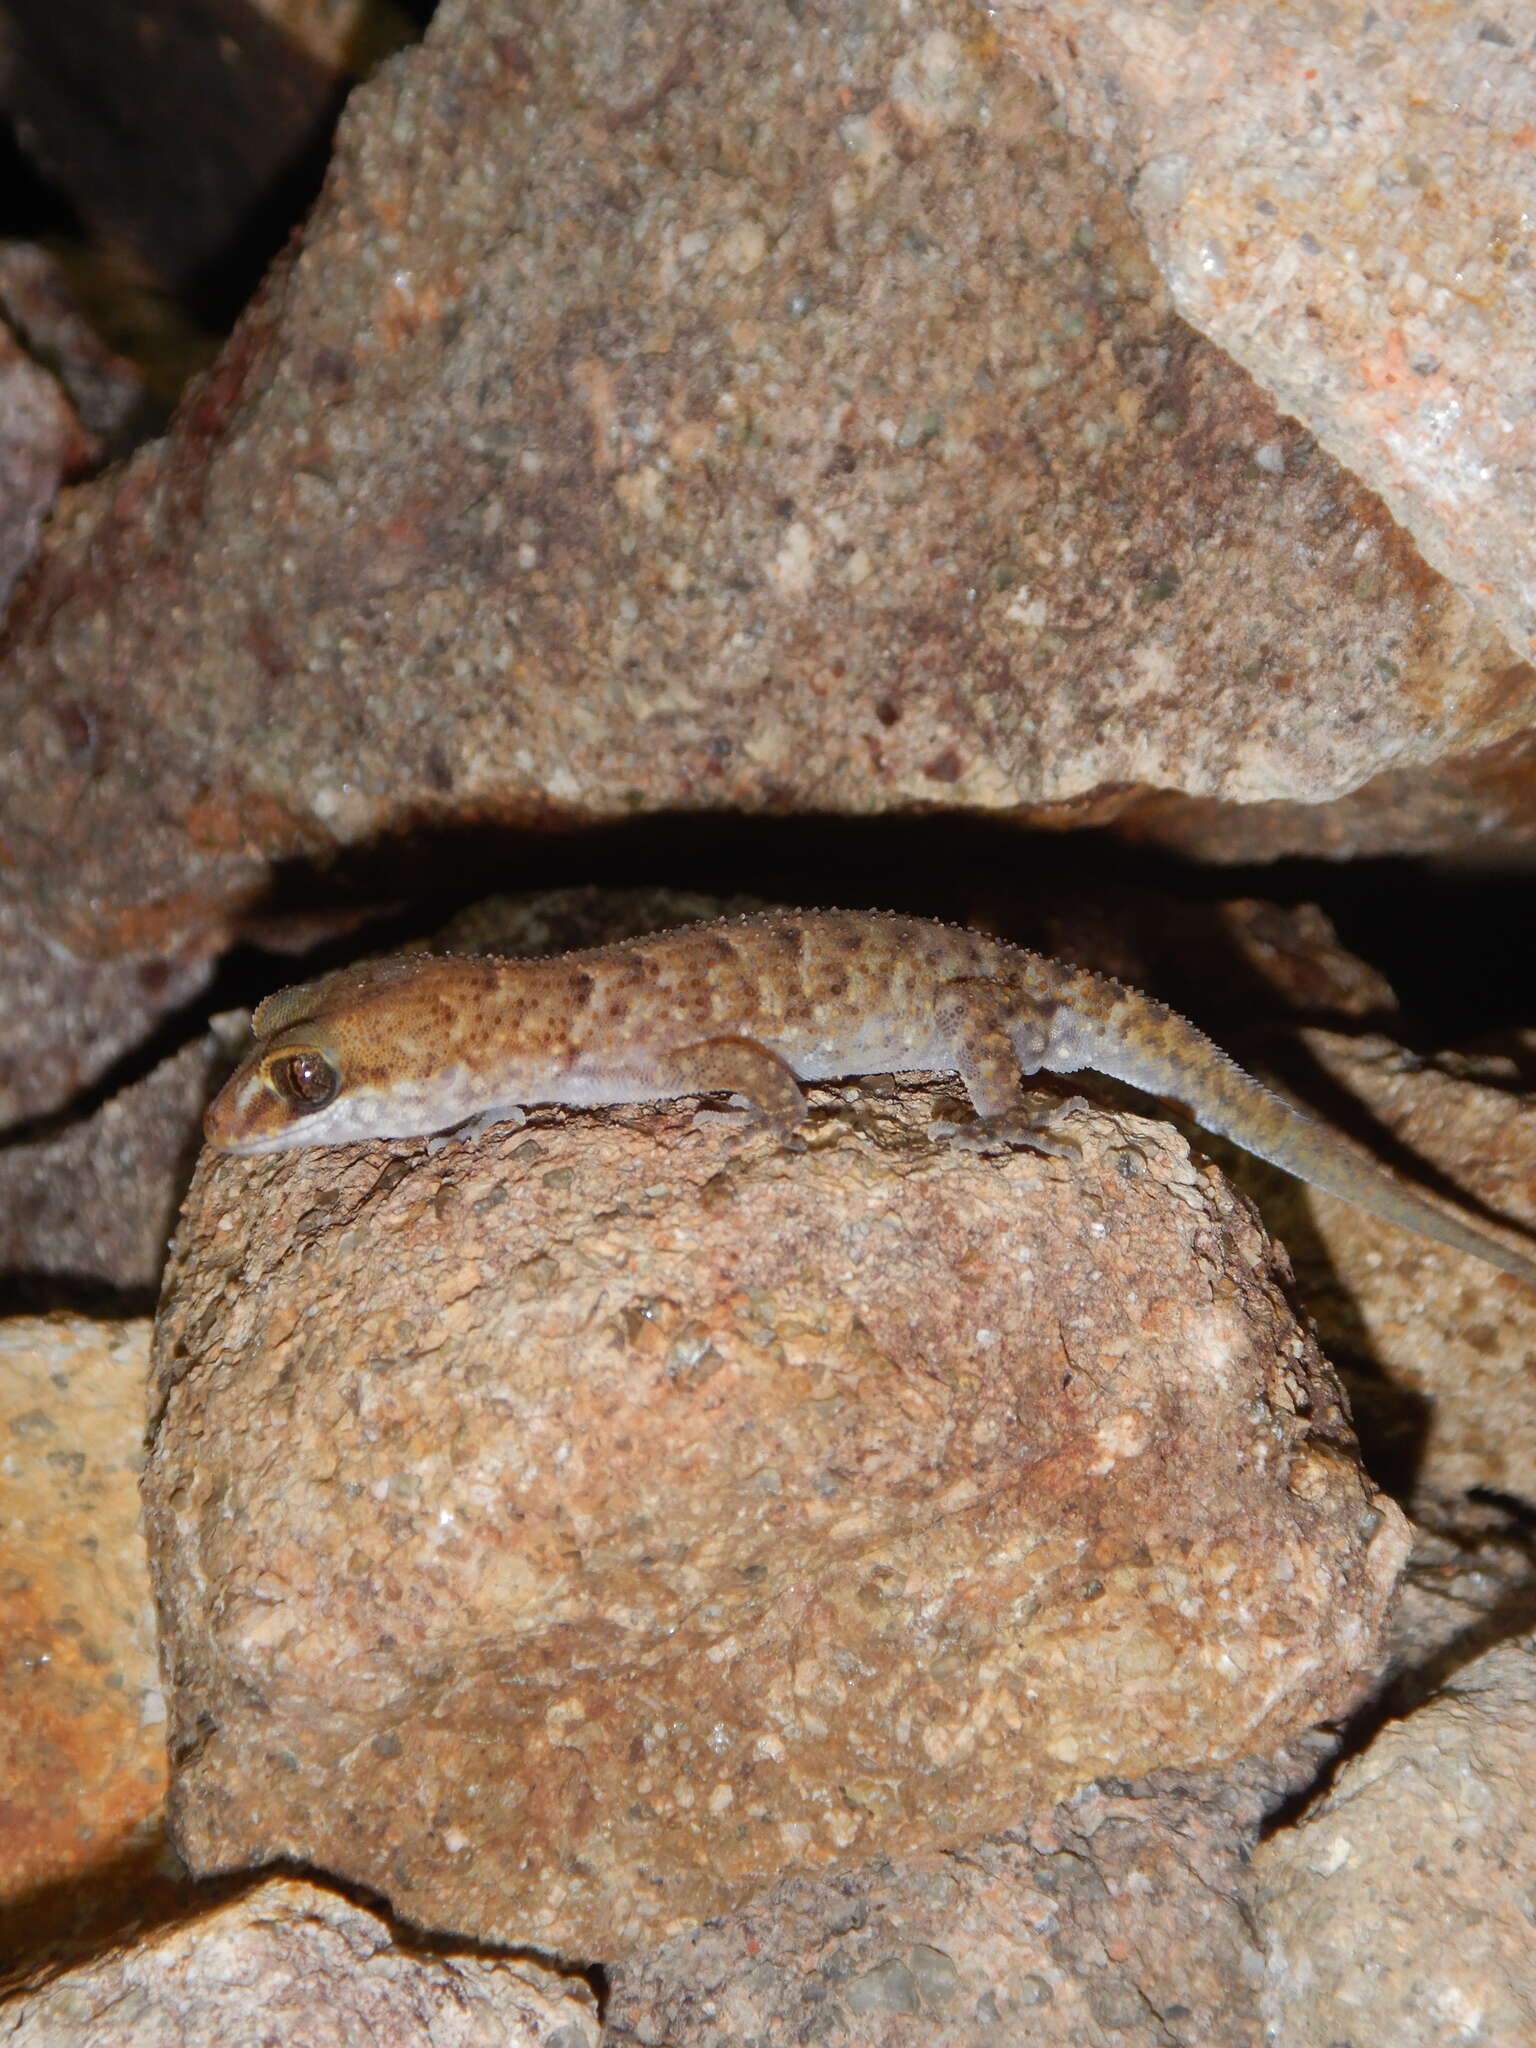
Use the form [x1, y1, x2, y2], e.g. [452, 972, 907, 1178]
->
[267, 1049, 338, 1110]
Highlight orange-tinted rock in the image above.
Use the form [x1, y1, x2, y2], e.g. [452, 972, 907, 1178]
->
[0, 1318, 169, 1952]
[148, 1085, 1406, 1954]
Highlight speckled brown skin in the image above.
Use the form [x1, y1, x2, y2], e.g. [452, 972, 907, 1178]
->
[204, 909, 1536, 1287]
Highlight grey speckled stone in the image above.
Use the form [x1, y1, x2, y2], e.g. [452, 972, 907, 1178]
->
[0, 1876, 600, 2048]
[609, 1753, 1326, 2046]
[993, 0, 1536, 667]
[1256, 1635, 1536, 2048]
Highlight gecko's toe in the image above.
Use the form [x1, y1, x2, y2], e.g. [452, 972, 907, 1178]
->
[692, 1101, 806, 1149]
[938, 1106, 1085, 1160]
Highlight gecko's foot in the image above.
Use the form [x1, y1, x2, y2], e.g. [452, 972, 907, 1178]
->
[469, 1106, 528, 1141]
[692, 1102, 807, 1150]
[935, 1101, 1086, 1160]
[426, 1106, 528, 1155]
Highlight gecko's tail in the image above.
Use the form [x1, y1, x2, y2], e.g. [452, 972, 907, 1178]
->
[1041, 965, 1536, 1292]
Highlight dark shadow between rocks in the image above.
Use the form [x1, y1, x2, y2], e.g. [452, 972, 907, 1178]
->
[214, 810, 1536, 1031]
[0, 1847, 604, 2006]
[1260, 1513, 1536, 1848]
[0, 1839, 227, 1996]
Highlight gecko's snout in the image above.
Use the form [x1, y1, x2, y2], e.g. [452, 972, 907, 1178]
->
[203, 1040, 343, 1154]
[203, 1062, 278, 1154]
[203, 1075, 258, 1153]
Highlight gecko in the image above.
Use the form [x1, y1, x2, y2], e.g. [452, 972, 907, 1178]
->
[203, 907, 1536, 1289]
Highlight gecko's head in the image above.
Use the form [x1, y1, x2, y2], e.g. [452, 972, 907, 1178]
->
[203, 1024, 361, 1154]
[203, 954, 484, 1155]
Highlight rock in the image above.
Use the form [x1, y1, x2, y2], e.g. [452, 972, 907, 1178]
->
[1211, 900, 1398, 1021]
[1217, 1030, 1536, 1499]
[0, 313, 88, 615]
[0, 1874, 600, 2046]
[0, 242, 154, 459]
[1382, 1502, 1536, 1710]
[0, 1027, 237, 1312]
[147, 1082, 1407, 1954]
[1254, 1634, 1536, 2048]
[0, 0, 1527, 1096]
[0, 900, 214, 1134]
[609, 1750, 1325, 2047]
[1026, 889, 1399, 1029]
[992, 1, 1536, 666]
[0, 1317, 181, 1968]
[1124, 727, 1536, 867]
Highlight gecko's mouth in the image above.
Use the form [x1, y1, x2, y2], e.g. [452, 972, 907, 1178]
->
[202, 1075, 298, 1155]
[202, 1112, 286, 1156]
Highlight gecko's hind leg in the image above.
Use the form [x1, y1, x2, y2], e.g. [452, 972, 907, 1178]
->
[663, 1034, 808, 1137]
[932, 978, 1084, 1159]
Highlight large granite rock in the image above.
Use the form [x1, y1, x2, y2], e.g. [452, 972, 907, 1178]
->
[0, 1317, 181, 1967]
[147, 1081, 1406, 1955]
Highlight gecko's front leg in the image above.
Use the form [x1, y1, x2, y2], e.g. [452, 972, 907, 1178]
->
[933, 978, 1084, 1159]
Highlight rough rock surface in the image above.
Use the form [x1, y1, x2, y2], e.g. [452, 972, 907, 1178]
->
[1218, 1030, 1536, 1499]
[1124, 726, 1536, 867]
[1254, 1634, 1536, 2048]
[608, 1749, 1326, 2048]
[148, 1083, 1406, 1955]
[0, 901, 214, 1134]
[0, 1318, 168, 1941]
[994, 1, 1536, 666]
[0, 1874, 600, 2047]
[0, 243, 153, 459]
[0, 0, 1528, 1101]
[1383, 1503, 1536, 1709]
[0, 314, 88, 615]
[0, 1028, 237, 1311]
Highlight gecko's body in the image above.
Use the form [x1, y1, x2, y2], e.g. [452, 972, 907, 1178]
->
[204, 909, 1536, 1288]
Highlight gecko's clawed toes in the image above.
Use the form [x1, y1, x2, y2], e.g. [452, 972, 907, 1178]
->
[693, 1101, 806, 1148]
[939, 1107, 1085, 1160]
